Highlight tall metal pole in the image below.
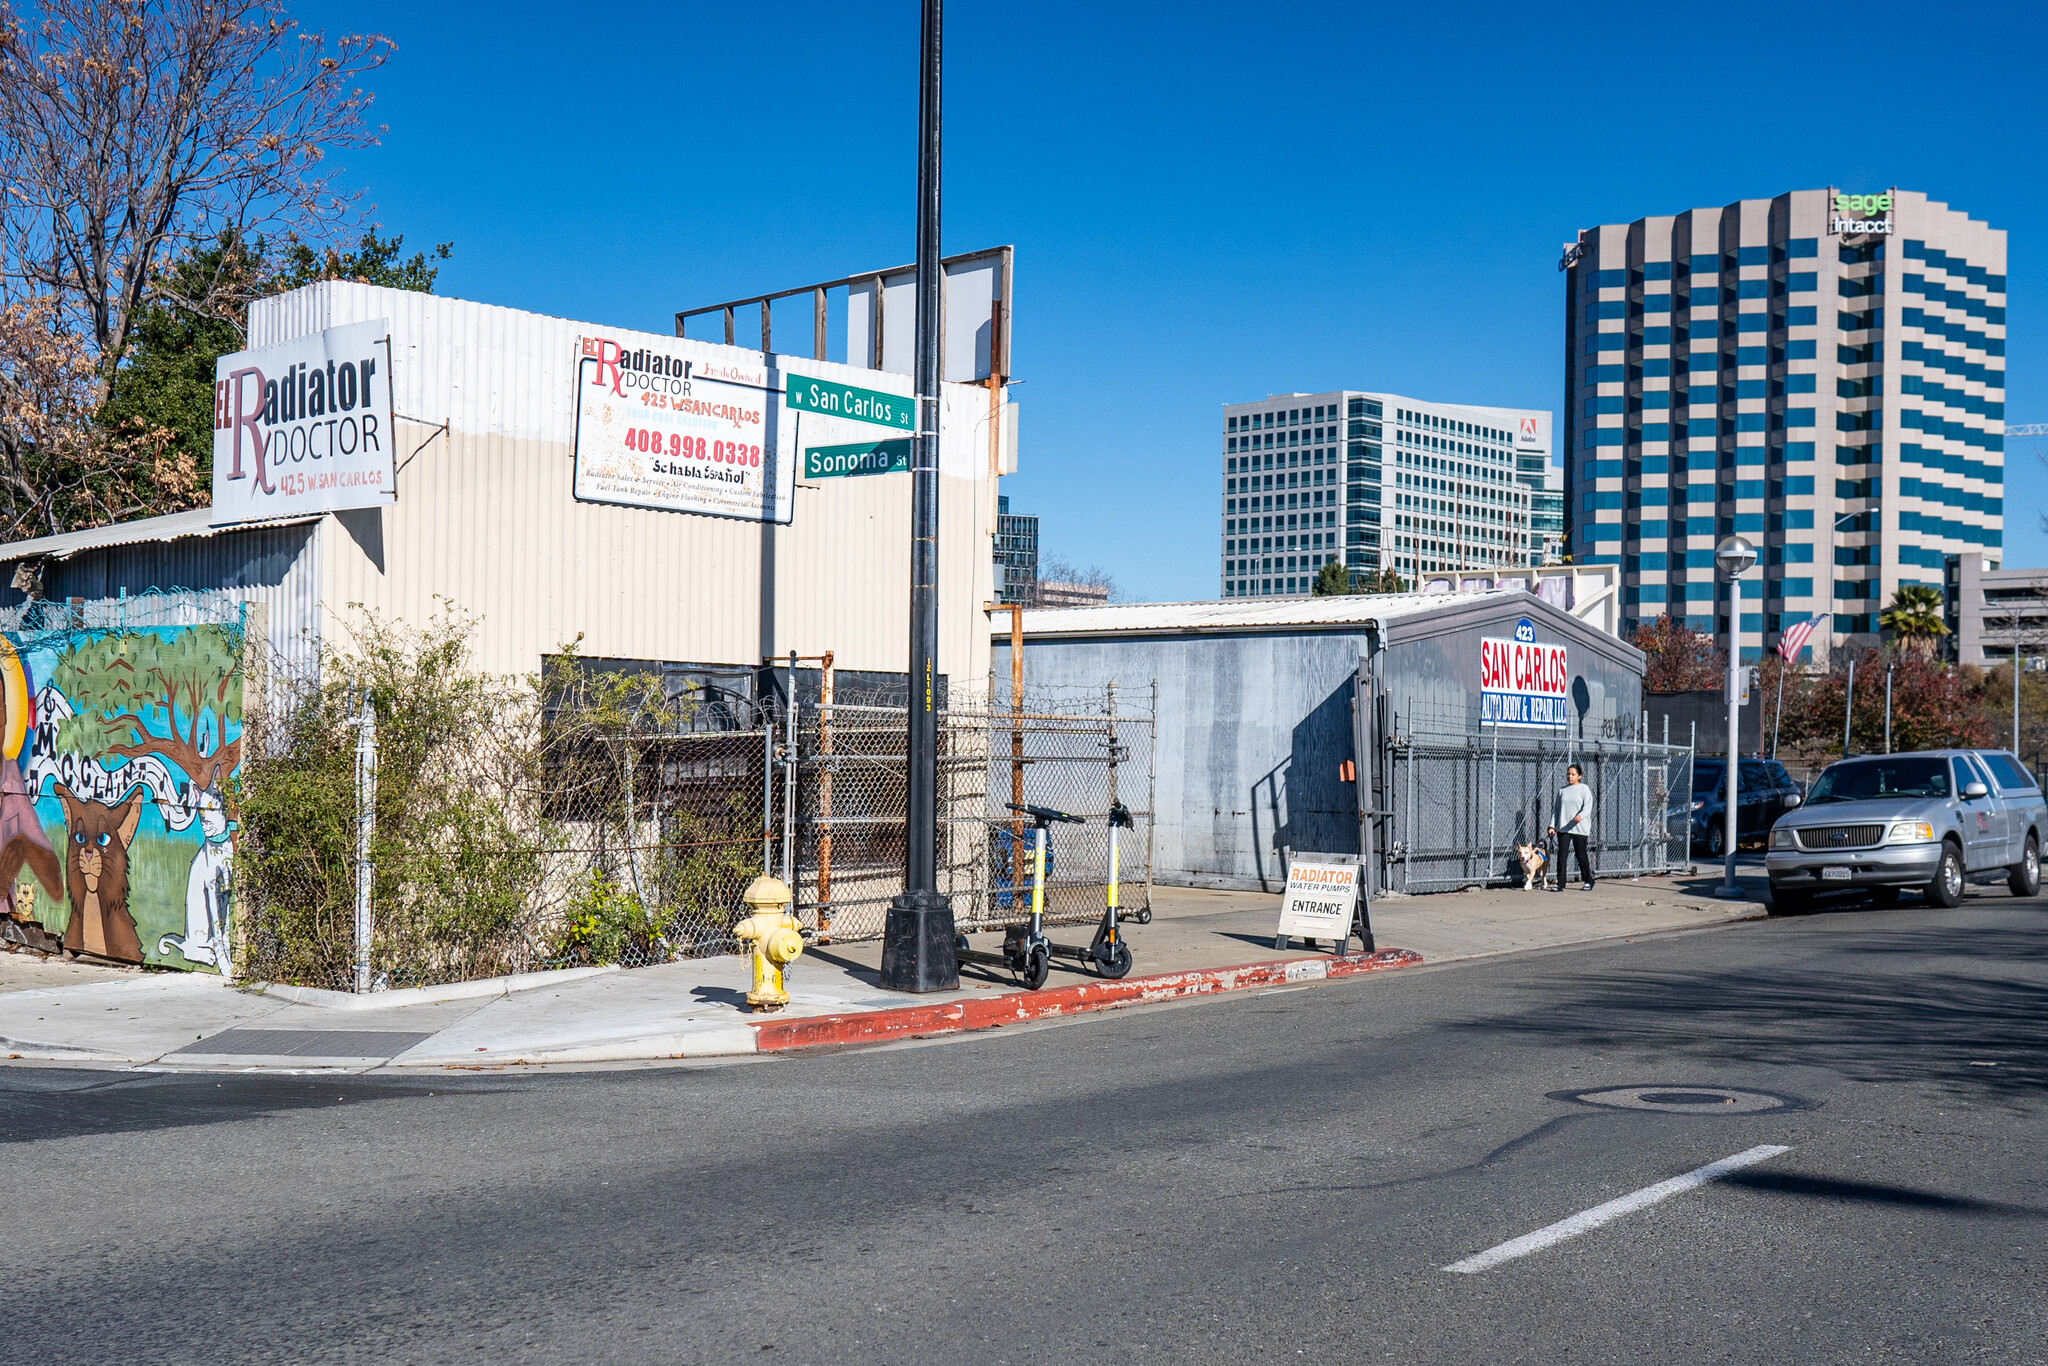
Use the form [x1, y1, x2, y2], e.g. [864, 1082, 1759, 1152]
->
[1884, 664, 1894, 754]
[1844, 658, 1855, 757]
[2015, 602, 2022, 751]
[1719, 572, 1742, 896]
[880, 0, 959, 991]
[353, 692, 376, 994]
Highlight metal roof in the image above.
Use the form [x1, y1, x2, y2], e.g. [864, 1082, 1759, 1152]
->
[0, 508, 321, 563]
[1002, 590, 1511, 637]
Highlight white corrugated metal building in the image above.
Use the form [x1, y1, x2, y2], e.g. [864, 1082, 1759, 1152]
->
[0, 282, 1015, 694]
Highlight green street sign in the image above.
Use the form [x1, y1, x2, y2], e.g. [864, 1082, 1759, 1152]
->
[785, 375, 913, 430]
[805, 439, 910, 479]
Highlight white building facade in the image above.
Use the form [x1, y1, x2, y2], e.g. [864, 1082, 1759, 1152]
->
[1220, 391, 1555, 598]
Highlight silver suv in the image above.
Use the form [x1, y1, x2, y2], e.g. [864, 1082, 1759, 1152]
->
[1765, 750, 2046, 913]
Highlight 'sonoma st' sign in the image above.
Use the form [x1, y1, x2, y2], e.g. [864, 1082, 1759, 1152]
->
[1480, 617, 1569, 729]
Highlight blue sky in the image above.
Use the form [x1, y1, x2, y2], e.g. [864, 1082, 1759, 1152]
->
[301, 0, 2045, 601]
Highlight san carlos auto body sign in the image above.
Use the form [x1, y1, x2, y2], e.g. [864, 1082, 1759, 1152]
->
[210, 320, 396, 525]
[1480, 617, 1568, 729]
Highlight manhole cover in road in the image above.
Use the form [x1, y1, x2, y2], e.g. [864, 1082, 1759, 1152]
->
[1559, 1085, 1802, 1115]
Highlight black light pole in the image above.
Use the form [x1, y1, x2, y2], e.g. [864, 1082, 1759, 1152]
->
[879, 0, 959, 992]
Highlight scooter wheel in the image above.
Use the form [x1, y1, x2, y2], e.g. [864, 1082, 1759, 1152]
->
[955, 934, 970, 953]
[1021, 945, 1051, 991]
[1098, 940, 1133, 980]
[1132, 908, 1152, 925]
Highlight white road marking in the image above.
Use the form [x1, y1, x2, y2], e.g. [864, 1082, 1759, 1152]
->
[1444, 1143, 1792, 1274]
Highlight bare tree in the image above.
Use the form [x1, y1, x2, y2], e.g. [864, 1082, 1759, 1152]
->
[0, 0, 390, 538]
[1036, 553, 1119, 605]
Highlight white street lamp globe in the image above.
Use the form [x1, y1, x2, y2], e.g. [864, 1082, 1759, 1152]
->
[1715, 534, 1758, 579]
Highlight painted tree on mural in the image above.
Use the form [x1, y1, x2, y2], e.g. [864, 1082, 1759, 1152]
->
[51, 626, 243, 782]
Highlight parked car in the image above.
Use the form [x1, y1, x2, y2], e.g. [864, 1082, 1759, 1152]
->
[1674, 756, 1803, 857]
[1764, 749, 2047, 913]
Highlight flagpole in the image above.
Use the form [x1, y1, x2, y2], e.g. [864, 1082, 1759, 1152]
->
[1771, 614, 1825, 763]
[1772, 657, 1785, 760]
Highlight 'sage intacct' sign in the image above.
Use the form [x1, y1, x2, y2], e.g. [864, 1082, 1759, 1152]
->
[1480, 617, 1569, 729]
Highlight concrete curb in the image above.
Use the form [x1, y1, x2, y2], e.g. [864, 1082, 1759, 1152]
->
[391, 1024, 760, 1068]
[243, 964, 620, 1011]
[748, 947, 1424, 1053]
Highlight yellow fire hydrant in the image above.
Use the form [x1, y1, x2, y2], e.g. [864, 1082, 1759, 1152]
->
[734, 875, 804, 1013]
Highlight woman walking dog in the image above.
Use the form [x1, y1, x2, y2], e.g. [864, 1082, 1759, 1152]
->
[1548, 764, 1595, 892]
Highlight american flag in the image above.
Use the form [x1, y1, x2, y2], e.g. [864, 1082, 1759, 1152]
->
[1777, 613, 1829, 661]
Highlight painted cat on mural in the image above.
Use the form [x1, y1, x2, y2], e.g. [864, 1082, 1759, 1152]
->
[159, 767, 231, 971]
[54, 783, 145, 963]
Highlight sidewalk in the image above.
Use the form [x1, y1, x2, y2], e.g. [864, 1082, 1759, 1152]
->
[0, 868, 1764, 1071]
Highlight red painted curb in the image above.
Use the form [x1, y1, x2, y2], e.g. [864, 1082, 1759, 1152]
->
[749, 947, 1424, 1052]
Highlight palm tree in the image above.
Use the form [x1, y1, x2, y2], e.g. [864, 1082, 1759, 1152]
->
[1880, 584, 1951, 657]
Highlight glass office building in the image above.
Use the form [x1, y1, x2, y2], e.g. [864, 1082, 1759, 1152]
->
[994, 494, 1038, 605]
[1562, 188, 2005, 658]
[1220, 390, 1555, 598]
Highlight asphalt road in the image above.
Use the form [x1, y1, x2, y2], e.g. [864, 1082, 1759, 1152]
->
[4, 891, 2043, 1365]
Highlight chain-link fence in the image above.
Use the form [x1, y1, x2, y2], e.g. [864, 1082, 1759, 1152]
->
[233, 623, 1156, 991]
[780, 687, 1155, 940]
[1380, 698, 1693, 893]
[236, 638, 788, 991]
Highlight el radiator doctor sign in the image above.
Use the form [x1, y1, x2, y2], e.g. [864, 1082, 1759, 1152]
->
[210, 320, 395, 526]
[1481, 617, 1569, 729]
[573, 334, 794, 523]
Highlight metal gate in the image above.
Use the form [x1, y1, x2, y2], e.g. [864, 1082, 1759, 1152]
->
[779, 689, 1156, 940]
[1372, 698, 1693, 893]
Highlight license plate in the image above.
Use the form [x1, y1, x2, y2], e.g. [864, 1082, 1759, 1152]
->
[1821, 866, 1853, 881]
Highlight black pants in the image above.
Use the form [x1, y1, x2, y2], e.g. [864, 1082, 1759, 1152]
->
[1556, 833, 1593, 887]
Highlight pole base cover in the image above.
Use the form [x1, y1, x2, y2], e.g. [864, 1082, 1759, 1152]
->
[880, 891, 960, 992]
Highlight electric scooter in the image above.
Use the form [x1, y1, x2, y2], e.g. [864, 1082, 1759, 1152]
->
[957, 803, 1137, 989]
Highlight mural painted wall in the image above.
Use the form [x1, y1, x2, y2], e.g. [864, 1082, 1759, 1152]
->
[0, 622, 242, 972]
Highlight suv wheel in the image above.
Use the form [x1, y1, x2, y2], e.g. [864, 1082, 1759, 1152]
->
[1706, 823, 1725, 858]
[1926, 842, 1965, 908]
[1772, 887, 1811, 915]
[2009, 835, 2041, 898]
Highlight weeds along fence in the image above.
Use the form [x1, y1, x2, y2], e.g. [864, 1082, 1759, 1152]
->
[233, 623, 1155, 991]
[1380, 699, 1693, 893]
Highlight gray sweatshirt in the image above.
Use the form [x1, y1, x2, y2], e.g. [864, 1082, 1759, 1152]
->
[1554, 782, 1592, 836]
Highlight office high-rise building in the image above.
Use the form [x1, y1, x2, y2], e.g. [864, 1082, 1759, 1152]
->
[994, 494, 1038, 605]
[1562, 188, 2005, 658]
[1220, 391, 1553, 598]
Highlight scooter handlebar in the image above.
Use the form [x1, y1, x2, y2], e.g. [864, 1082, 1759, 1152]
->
[1108, 800, 1133, 829]
[1007, 802, 1084, 825]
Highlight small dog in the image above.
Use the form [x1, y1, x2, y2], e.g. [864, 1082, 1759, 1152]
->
[1514, 840, 1549, 891]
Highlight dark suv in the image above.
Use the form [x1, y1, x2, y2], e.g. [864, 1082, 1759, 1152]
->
[1679, 756, 1802, 857]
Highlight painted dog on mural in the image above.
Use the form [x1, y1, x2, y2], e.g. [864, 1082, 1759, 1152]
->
[55, 783, 146, 963]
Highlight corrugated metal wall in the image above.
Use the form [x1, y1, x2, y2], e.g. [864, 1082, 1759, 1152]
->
[998, 630, 1371, 890]
[249, 283, 1003, 687]
[28, 522, 321, 677]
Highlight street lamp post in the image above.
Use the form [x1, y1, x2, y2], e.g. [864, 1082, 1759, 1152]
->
[1716, 534, 1756, 899]
[878, 0, 959, 993]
